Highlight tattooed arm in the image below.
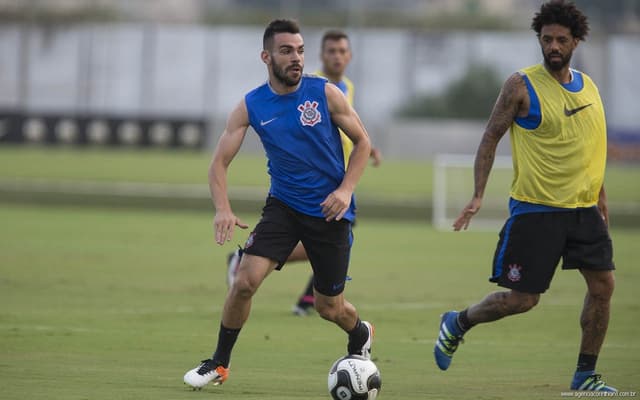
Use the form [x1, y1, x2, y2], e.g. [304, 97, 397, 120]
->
[453, 73, 528, 231]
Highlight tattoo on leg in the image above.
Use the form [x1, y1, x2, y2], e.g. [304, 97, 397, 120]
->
[580, 291, 611, 355]
[468, 291, 539, 325]
[468, 292, 510, 324]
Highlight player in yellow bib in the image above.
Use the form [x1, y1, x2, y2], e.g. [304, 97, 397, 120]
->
[315, 70, 355, 167]
[510, 62, 606, 208]
[226, 30, 383, 316]
[286, 30, 383, 315]
[313, 30, 382, 169]
[434, 1, 616, 392]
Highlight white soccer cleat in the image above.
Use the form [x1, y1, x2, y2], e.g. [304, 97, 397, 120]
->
[183, 359, 229, 389]
[291, 304, 313, 316]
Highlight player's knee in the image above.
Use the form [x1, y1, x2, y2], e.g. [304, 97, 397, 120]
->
[588, 272, 615, 300]
[230, 276, 258, 299]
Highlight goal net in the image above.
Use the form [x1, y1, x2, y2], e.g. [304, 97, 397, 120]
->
[433, 153, 513, 231]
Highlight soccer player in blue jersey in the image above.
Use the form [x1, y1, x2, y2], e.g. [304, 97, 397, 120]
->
[184, 19, 374, 389]
[226, 29, 383, 317]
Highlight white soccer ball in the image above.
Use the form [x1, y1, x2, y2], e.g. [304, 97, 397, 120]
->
[328, 355, 382, 400]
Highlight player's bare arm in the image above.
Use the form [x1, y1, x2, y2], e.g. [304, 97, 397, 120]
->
[598, 185, 609, 226]
[322, 83, 371, 221]
[453, 73, 528, 231]
[353, 113, 383, 167]
[208, 100, 250, 244]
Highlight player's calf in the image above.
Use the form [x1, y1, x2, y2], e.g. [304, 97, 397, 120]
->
[468, 291, 540, 323]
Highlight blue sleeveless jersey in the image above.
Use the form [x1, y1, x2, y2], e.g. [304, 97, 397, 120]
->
[245, 75, 355, 221]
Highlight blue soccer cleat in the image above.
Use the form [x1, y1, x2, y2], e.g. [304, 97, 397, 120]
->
[571, 372, 617, 392]
[434, 311, 465, 371]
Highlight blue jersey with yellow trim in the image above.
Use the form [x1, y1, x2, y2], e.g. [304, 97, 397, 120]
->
[245, 75, 355, 221]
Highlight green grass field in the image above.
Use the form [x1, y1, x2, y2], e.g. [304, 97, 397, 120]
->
[0, 147, 437, 202]
[1, 203, 639, 399]
[2, 147, 639, 203]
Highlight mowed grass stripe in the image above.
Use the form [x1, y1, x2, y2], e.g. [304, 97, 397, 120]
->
[1, 147, 638, 203]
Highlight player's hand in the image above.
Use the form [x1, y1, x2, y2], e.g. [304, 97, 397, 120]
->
[598, 198, 609, 226]
[370, 147, 383, 167]
[320, 188, 352, 221]
[453, 197, 482, 231]
[213, 209, 248, 245]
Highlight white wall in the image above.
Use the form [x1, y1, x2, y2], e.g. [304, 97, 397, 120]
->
[0, 23, 636, 135]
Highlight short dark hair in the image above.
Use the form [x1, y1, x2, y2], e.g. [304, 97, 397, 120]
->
[531, 0, 589, 41]
[321, 29, 349, 51]
[263, 19, 301, 50]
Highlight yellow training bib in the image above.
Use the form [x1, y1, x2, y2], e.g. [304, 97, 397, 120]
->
[509, 64, 607, 208]
[314, 70, 355, 168]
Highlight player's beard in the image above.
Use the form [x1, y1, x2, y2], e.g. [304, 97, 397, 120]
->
[271, 60, 302, 87]
[543, 49, 572, 71]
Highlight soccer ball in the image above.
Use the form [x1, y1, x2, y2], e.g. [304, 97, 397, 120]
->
[328, 355, 382, 400]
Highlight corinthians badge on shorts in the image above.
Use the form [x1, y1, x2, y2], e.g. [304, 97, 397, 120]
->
[507, 264, 522, 282]
[298, 100, 322, 127]
[245, 232, 255, 248]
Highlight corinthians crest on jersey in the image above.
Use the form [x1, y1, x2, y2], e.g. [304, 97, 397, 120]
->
[298, 100, 322, 127]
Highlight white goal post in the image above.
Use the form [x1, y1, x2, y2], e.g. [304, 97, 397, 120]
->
[433, 153, 513, 231]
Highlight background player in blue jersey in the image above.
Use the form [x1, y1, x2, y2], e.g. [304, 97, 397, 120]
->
[184, 19, 374, 390]
[226, 29, 384, 317]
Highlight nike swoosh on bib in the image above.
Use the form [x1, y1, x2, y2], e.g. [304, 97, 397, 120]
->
[564, 103, 592, 116]
[260, 117, 278, 126]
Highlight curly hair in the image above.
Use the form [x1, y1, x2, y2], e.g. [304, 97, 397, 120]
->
[531, 0, 589, 41]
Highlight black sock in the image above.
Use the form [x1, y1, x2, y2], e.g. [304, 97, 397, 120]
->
[347, 318, 369, 354]
[303, 276, 314, 297]
[576, 353, 598, 372]
[212, 323, 241, 368]
[297, 277, 315, 307]
[457, 309, 475, 332]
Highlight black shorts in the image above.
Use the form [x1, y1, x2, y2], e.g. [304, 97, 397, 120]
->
[243, 196, 353, 296]
[490, 207, 614, 294]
